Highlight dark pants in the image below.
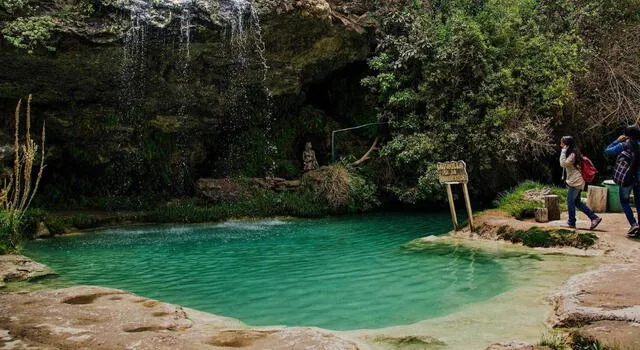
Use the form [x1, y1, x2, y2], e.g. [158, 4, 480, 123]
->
[567, 186, 597, 226]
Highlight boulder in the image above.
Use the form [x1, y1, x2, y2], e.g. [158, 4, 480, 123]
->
[36, 221, 51, 238]
[0, 255, 57, 286]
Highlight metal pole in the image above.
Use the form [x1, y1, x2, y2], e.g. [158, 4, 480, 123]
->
[331, 122, 388, 163]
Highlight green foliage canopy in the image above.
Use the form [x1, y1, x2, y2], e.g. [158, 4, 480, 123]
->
[363, 0, 584, 200]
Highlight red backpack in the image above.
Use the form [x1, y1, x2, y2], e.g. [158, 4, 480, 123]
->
[581, 155, 597, 183]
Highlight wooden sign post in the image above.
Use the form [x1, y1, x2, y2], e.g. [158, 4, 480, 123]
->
[437, 161, 474, 231]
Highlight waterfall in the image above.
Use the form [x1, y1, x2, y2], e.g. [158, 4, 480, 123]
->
[117, 0, 277, 194]
[219, 0, 277, 177]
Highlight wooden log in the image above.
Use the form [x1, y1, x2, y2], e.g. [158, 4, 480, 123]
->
[535, 208, 549, 223]
[586, 186, 607, 213]
[446, 183, 459, 231]
[462, 183, 475, 231]
[545, 195, 561, 221]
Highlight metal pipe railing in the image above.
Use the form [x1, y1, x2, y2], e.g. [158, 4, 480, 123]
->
[331, 122, 388, 163]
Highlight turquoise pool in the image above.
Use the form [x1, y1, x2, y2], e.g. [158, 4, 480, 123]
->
[25, 212, 524, 330]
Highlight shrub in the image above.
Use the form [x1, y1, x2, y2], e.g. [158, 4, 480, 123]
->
[2, 16, 57, 53]
[304, 166, 351, 209]
[1, 96, 46, 253]
[496, 226, 598, 249]
[571, 334, 608, 350]
[347, 173, 380, 213]
[539, 331, 569, 349]
[0, 0, 31, 13]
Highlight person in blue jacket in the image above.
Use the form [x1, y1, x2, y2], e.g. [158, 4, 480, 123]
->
[605, 125, 640, 236]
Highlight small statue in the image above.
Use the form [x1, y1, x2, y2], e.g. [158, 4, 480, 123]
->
[302, 142, 319, 172]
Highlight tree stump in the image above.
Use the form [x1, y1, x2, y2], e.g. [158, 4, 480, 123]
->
[535, 208, 549, 223]
[545, 195, 561, 221]
[587, 186, 607, 213]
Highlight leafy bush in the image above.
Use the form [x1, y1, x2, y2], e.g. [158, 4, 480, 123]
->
[347, 174, 380, 213]
[2, 16, 57, 53]
[363, 0, 583, 199]
[0, 0, 31, 14]
[571, 334, 608, 350]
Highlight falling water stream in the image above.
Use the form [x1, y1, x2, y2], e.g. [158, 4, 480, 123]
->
[115, 0, 277, 192]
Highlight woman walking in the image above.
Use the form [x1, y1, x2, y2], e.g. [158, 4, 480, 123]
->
[560, 136, 602, 229]
[605, 125, 640, 236]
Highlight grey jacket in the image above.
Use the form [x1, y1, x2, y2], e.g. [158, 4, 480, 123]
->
[560, 149, 585, 190]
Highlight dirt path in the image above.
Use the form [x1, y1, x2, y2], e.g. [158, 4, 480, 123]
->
[469, 209, 640, 349]
[474, 209, 640, 263]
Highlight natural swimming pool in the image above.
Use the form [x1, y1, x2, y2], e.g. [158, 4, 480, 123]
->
[25, 212, 536, 331]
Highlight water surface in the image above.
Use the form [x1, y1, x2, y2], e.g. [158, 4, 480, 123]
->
[26, 213, 528, 330]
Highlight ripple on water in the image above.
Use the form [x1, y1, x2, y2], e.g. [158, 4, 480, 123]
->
[25, 212, 536, 331]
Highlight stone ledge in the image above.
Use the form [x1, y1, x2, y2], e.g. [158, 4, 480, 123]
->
[0, 255, 57, 288]
[0, 285, 361, 349]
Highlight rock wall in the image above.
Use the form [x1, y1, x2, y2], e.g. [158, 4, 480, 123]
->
[0, 0, 375, 202]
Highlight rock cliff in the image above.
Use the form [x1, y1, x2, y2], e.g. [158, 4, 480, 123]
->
[0, 0, 376, 200]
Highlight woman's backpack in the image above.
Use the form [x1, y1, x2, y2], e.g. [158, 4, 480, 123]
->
[613, 141, 637, 186]
[580, 155, 597, 183]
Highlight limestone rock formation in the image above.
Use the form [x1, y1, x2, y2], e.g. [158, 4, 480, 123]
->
[0, 255, 57, 288]
[550, 264, 640, 327]
[0, 285, 361, 349]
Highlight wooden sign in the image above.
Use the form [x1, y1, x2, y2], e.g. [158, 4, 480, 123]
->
[437, 161, 468, 184]
[437, 160, 474, 232]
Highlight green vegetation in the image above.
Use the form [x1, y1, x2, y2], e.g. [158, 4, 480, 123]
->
[571, 334, 611, 350]
[1, 96, 46, 254]
[496, 181, 566, 219]
[363, 0, 582, 200]
[147, 190, 328, 223]
[539, 331, 569, 349]
[1, 0, 95, 53]
[496, 225, 598, 248]
[1, 16, 57, 53]
[16, 168, 380, 235]
[0, 0, 31, 14]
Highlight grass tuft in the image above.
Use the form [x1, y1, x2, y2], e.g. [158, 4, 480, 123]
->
[496, 180, 566, 219]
